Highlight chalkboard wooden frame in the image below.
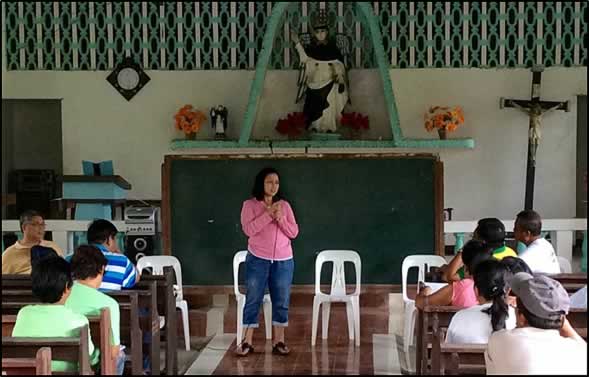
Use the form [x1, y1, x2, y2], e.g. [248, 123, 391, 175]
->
[161, 153, 445, 272]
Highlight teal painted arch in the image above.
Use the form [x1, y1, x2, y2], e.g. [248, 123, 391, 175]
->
[238, 2, 404, 145]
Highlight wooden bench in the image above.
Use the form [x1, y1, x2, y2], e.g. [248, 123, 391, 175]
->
[2, 309, 114, 375]
[431, 339, 486, 375]
[549, 272, 588, 285]
[109, 281, 161, 375]
[2, 324, 92, 375]
[2, 275, 162, 375]
[417, 305, 588, 374]
[2, 347, 52, 375]
[1, 288, 144, 375]
[416, 305, 457, 374]
[140, 267, 178, 375]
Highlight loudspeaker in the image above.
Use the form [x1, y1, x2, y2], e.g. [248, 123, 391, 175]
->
[125, 235, 155, 263]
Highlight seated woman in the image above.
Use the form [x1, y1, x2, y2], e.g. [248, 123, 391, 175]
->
[415, 240, 491, 310]
[446, 259, 516, 344]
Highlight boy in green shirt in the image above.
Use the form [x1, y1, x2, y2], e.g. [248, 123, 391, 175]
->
[12, 257, 100, 372]
[66, 245, 126, 375]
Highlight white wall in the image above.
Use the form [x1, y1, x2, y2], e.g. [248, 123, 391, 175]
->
[2, 61, 586, 219]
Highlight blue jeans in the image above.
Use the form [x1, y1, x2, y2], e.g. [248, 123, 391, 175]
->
[242, 252, 294, 328]
[116, 346, 126, 375]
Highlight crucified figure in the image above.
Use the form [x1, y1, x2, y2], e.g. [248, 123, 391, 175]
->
[507, 101, 566, 166]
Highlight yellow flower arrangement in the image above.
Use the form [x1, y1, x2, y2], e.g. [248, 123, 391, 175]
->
[174, 105, 207, 136]
[424, 106, 465, 133]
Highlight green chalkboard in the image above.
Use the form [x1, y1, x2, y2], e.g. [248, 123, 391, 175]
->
[165, 154, 442, 285]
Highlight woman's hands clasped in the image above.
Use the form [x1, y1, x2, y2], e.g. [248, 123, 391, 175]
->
[267, 202, 284, 222]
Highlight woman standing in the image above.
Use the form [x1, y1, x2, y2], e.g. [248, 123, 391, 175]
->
[235, 167, 299, 356]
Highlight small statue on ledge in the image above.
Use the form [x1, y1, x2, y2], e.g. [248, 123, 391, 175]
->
[210, 105, 228, 139]
[291, 9, 351, 134]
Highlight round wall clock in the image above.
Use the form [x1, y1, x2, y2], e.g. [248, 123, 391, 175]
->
[106, 57, 150, 101]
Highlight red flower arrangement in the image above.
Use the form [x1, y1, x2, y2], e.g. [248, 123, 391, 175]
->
[340, 112, 369, 131]
[275, 112, 307, 138]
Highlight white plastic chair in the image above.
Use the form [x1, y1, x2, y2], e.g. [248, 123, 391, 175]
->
[311, 250, 361, 347]
[136, 255, 191, 351]
[401, 254, 447, 368]
[233, 251, 272, 343]
[557, 256, 572, 273]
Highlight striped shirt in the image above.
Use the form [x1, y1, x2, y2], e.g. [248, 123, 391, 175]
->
[68, 244, 137, 291]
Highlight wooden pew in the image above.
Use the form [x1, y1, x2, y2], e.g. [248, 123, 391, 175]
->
[140, 266, 178, 375]
[415, 305, 457, 374]
[2, 275, 161, 375]
[417, 305, 588, 375]
[110, 280, 161, 375]
[549, 272, 588, 285]
[2, 347, 52, 375]
[431, 339, 486, 375]
[2, 309, 114, 375]
[2, 324, 92, 375]
[2, 287, 144, 375]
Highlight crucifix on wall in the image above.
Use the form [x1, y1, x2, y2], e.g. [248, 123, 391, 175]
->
[500, 66, 570, 210]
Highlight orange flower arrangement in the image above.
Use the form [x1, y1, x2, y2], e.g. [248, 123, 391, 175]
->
[174, 105, 207, 135]
[424, 106, 465, 133]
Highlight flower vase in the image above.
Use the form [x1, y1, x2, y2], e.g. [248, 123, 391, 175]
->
[185, 132, 196, 140]
[437, 128, 447, 140]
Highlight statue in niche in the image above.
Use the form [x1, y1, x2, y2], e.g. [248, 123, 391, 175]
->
[210, 105, 228, 139]
[291, 9, 351, 134]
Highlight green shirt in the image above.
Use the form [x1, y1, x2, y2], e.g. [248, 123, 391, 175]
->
[65, 282, 121, 346]
[12, 305, 99, 372]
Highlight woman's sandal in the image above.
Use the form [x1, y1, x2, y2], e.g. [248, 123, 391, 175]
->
[272, 342, 290, 356]
[235, 342, 254, 357]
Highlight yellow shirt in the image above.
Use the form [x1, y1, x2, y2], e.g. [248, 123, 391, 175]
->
[1, 240, 64, 274]
[492, 245, 517, 260]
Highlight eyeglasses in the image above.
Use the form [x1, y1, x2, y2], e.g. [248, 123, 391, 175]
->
[27, 222, 46, 228]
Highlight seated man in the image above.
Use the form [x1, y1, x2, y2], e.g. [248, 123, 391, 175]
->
[485, 273, 587, 375]
[514, 210, 560, 274]
[66, 245, 126, 375]
[2, 210, 63, 274]
[442, 218, 517, 282]
[12, 257, 100, 372]
[85, 219, 139, 291]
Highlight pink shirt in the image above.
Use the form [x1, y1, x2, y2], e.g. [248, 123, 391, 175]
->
[451, 278, 478, 308]
[240, 198, 299, 261]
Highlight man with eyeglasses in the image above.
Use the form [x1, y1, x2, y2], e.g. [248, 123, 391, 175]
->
[2, 210, 63, 274]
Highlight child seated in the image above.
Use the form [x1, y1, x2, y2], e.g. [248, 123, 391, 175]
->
[485, 273, 587, 374]
[11, 257, 100, 372]
[415, 240, 491, 310]
[446, 259, 516, 344]
[66, 245, 126, 375]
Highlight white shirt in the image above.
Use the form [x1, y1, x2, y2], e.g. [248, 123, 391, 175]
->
[518, 238, 560, 274]
[445, 302, 516, 344]
[485, 327, 587, 375]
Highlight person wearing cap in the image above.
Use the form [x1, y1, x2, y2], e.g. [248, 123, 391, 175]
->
[514, 209, 560, 274]
[442, 218, 517, 282]
[485, 273, 587, 375]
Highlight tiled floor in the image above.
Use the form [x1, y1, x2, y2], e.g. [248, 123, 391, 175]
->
[185, 299, 411, 375]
